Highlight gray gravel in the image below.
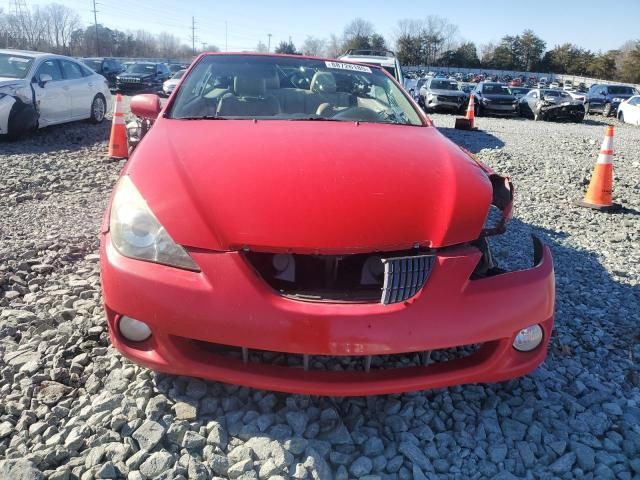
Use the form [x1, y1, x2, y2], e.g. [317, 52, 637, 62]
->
[1, 105, 639, 479]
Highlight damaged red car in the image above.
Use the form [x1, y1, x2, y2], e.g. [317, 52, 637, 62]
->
[100, 53, 555, 396]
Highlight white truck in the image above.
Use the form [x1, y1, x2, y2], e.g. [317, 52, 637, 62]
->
[337, 49, 404, 88]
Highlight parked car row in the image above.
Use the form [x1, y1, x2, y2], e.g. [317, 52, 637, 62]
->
[406, 73, 639, 124]
[78, 57, 190, 95]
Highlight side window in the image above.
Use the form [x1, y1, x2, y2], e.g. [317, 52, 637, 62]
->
[35, 60, 63, 81]
[630, 97, 640, 106]
[60, 60, 84, 80]
[531, 91, 538, 99]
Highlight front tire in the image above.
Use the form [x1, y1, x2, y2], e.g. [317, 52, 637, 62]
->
[618, 111, 624, 123]
[584, 102, 590, 115]
[89, 94, 107, 124]
[602, 103, 612, 117]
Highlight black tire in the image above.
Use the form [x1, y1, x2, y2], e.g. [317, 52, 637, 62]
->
[89, 94, 107, 124]
[602, 103, 612, 117]
[584, 102, 590, 115]
[574, 114, 585, 123]
[5, 99, 38, 141]
[475, 104, 483, 117]
[618, 111, 624, 123]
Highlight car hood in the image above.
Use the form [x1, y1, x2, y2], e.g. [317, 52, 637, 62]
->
[124, 120, 493, 253]
[0, 77, 25, 88]
[118, 73, 153, 79]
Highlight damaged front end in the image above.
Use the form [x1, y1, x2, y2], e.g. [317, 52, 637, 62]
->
[0, 84, 38, 139]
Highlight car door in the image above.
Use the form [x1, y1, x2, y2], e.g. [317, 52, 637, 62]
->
[60, 59, 94, 120]
[628, 97, 640, 125]
[522, 90, 537, 116]
[593, 86, 606, 111]
[32, 59, 70, 126]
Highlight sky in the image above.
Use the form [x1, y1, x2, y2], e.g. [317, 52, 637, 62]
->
[23, 0, 640, 53]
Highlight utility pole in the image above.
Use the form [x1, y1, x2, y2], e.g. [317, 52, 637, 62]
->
[225, 21, 228, 52]
[200, 42, 207, 52]
[191, 16, 196, 56]
[267, 33, 272, 52]
[92, 0, 99, 56]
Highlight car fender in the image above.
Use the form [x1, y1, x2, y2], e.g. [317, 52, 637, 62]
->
[0, 94, 16, 135]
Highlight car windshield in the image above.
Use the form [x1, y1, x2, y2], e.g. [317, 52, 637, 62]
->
[416, 79, 426, 89]
[170, 55, 423, 126]
[0, 53, 34, 79]
[171, 70, 185, 80]
[430, 79, 459, 91]
[608, 86, 635, 95]
[126, 63, 156, 74]
[484, 84, 511, 94]
[82, 59, 102, 71]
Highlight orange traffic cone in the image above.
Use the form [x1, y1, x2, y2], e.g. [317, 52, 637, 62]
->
[576, 126, 621, 212]
[455, 94, 476, 130]
[108, 94, 129, 159]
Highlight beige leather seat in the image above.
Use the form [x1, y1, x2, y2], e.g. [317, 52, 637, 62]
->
[266, 73, 308, 114]
[304, 72, 351, 114]
[217, 77, 281, 117]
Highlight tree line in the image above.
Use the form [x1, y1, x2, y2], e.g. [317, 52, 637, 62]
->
[0, 3, 214, 59]
[2, 4, 639, 84]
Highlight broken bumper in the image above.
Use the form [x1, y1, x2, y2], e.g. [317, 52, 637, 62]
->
[100, 235, 555, 396]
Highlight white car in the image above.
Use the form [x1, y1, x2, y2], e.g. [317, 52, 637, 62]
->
[0, 49, 111, 139]
[162, 69, 186, 96]
[617, 95, 640, 125]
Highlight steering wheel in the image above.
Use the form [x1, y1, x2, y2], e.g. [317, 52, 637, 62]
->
[287, 72, 311, 89]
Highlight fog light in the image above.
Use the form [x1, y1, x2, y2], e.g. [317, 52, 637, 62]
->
[513, 325, 543, 352]
[119, 316, 151, 342]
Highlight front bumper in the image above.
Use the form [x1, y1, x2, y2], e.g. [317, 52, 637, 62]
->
[426, 96, 464, 111]
[483, 103, 519, 115]
[101, 235, 555, 396]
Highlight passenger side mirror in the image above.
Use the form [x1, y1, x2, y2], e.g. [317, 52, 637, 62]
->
[131, 94, 162, 120]
[38, 73, 53, 87]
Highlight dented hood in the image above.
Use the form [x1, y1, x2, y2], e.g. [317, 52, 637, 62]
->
[126, 119, 492, 253]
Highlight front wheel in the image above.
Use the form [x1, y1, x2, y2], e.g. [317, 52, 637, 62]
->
[602, 103, 612, 117]
[475, 104, 483, 117]
[618, 111, 625, 123]
[89, 94, 106, 124]
[584, 102, 590, 115]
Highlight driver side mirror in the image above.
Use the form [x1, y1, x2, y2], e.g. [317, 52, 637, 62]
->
[131, 94, 161, 120]
[37, 73, 53, 87]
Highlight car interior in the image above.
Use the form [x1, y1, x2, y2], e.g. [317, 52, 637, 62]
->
[171, 60, 422, 125]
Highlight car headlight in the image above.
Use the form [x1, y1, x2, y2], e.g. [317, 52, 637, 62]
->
[109, 176, 200, 271]
[612, 97, 622, 103]
[482, 97, 490, 104]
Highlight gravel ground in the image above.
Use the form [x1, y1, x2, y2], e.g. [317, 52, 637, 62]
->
[1, 103, 639, 480]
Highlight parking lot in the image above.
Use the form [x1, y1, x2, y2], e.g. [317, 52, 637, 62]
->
[1, 95, 639, 479]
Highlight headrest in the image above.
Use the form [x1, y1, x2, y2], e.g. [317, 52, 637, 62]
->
[264, 72, 280, 90]
[234, 77, 266, 97]
[310, 72, 337, 93]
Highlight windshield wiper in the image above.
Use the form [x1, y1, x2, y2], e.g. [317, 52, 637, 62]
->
[287, 117, 342, 121]
[174, 115, 228, 120]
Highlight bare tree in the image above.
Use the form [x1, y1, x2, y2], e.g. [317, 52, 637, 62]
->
[45, 3, 79, 53]
[255, 41, 268, 52]
[301, 36, 326, 57]
[325, 34, 342, 58]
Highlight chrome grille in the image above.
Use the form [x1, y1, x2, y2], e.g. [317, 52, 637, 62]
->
[381, 254, 434, 304]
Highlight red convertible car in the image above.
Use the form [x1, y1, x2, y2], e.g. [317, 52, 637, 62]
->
[100, 53, 555, 396]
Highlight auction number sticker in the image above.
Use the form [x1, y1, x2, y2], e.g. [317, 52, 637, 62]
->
[325, 61, 372, 73]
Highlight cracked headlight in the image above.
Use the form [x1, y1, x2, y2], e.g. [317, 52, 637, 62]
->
[109, 176, 200, 271]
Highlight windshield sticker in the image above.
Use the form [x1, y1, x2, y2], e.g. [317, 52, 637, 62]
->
[325, 61, 371, 74]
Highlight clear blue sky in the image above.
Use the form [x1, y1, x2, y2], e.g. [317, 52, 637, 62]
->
[26, 0, 640, 52]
